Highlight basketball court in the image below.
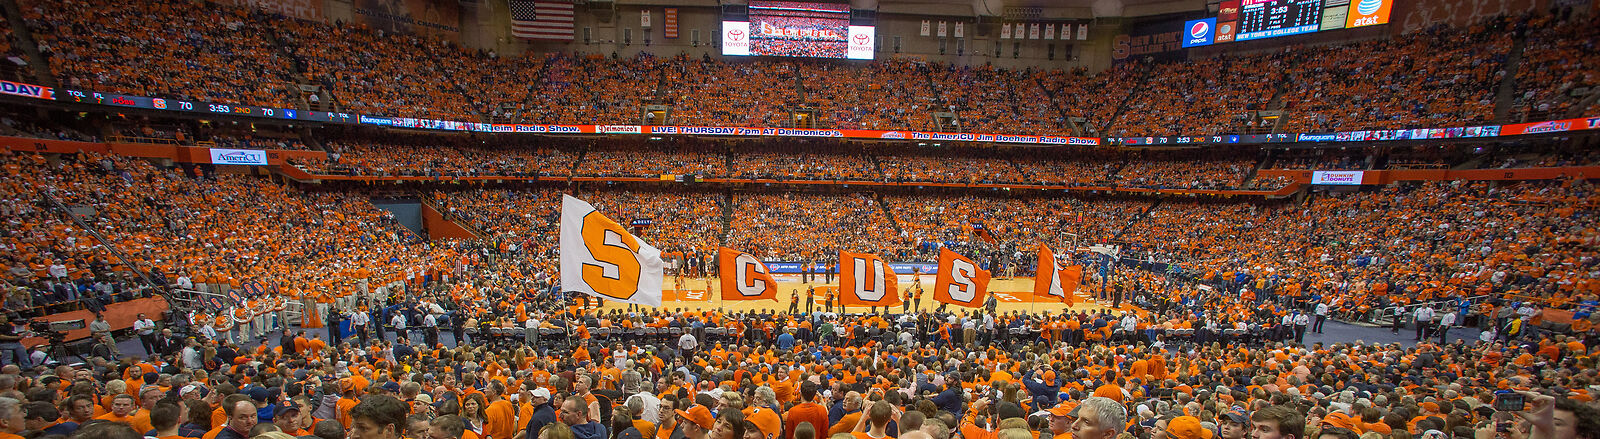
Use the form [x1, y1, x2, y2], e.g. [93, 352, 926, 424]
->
[598, 273, 1140, 315]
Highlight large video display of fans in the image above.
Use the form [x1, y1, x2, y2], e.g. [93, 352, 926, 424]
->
[722, 1, 874, 60]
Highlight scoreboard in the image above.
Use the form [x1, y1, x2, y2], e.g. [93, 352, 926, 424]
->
[1236, 0, 1324, 41]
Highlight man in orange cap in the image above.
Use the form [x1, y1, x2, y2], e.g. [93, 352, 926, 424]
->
[675, 405, 715, 439]
[1045, 401, 1077, 436]
[1317, 412, 1361, 435]
[1163, 416, 1212, 439]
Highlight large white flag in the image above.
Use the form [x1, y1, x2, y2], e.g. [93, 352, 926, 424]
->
[559, 195, 666, 307]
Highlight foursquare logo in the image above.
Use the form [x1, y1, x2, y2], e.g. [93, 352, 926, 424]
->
[1182, 18, 1215, 47]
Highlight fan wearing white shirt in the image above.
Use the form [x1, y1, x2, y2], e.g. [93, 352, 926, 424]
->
[351, 307, 371, 345]
[1437, 311, 1457, 343]
[132, 314, 158, 355]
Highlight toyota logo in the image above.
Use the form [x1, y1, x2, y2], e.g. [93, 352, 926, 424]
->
[1189, 21, 1209, 38]
[854, 34, 869, 43]
[728, 29, 745, 41]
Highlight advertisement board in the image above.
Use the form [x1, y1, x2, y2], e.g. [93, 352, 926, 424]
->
[1310, 170, 1364, 185]
[1344, 0, 1392, 28]
[847, 26, 875, 60]
[209, 148, 270, 166]
[0, 80, 53, 100]
[10, 77, 1597, 148]
[721, 21, 751, 56]
[1182, 18, 1217, 47]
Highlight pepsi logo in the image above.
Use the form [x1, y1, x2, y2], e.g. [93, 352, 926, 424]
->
[1190, 21, 1209, 38]
[728, 29, 745, 41]
[1357, 0, 1384, 15]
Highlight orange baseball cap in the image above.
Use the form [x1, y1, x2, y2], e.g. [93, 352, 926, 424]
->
[1165, 416, 1213, 439]
[1320, 412, 1362, 433]
[675, 404, 715, 431]
[1046, 401, 1078, 417]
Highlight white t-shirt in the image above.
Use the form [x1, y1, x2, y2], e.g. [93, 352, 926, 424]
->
[133, 319, 156, 335]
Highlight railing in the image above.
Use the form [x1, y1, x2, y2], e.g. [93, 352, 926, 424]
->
[1370, 295, 1494, 325]
[106, 135, 186, 145]
[39, 189, 157, 288]
[167, 288, 304, 323]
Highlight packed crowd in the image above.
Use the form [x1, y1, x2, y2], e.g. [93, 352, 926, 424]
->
[282, 138, 1296, 191]
[2, 269, 1598, 439]
[12, 0, 1594, 137]
[21, 0, 299, 108]
[726, 192, 904, 262]
[573, 141, 726, 179]
[289, 133, 590, 178]
[1105, 55, 1288, 137]
[884, 195, 1152, 262]
[1113, 179, 1600, 323]
[1513, 13, 1600, 120]
[0, 141, 1596, 439]
[1280, 19, 1512, 133]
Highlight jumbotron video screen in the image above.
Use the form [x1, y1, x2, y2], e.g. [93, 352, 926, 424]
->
[722, 1, 875, 60]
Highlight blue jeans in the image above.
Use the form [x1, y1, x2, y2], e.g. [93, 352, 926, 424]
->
[1, 343, 31, 369]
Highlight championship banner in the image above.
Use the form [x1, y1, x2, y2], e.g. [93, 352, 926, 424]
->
[1034, 245, 1072, 304]
[838, 251, 901, 307]
[559, 195, 667, 307]
[933, 248, 991, 308]
[665, 8, 679, 38]
[719, 247, 778, 301]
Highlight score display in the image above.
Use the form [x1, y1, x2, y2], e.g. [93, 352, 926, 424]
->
[1236, 0, 1324, 41]
[1188, 0, 1391, 47]
[722, 1, 872, 60]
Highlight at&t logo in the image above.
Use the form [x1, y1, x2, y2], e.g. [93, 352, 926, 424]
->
[1357, 0, 1384, 15]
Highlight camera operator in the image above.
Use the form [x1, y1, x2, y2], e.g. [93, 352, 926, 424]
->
[0, 314, 30, 369]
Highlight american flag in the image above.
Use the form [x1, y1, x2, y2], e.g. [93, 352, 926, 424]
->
[510, 0, 575, 41]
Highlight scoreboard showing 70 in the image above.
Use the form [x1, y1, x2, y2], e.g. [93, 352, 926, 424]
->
[1236, 0, 1323, 41]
